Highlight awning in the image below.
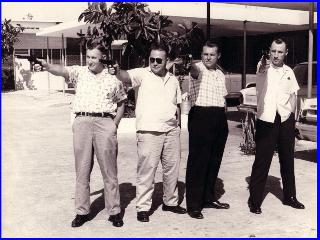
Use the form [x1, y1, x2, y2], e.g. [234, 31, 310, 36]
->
[36, 20, 89, 38]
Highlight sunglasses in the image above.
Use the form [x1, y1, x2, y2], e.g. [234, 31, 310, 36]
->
[149, 57, 163, 64]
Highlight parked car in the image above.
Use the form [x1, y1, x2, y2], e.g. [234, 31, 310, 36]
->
[223, 68, 256, 107]
[296, 97, 317, 142]
[237, 83, 257, 113]
[293, 61, 317, 111]
[237, 61, 317, 115]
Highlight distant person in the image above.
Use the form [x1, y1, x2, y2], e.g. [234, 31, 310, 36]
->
[248, 38, 304, 214]
[111, 42, 186, 222]
[35, 42, 127, 227]
[185, 41, 230, 219]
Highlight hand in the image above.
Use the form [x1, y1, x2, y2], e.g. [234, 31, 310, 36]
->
[259, 55, 270, 71]
[181, 92, 189, 101]
[34, 59, 48, 72]
[185, 62, 192, 71]
[173, 57, 184, 65]
[108, 63, 119, 75]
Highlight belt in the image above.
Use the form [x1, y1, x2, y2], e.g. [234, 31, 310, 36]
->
[75, 112, 114, 118]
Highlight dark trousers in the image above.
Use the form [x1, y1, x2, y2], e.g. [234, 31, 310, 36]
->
[249, 112, 296, 207]
[186, 106, 229, 211]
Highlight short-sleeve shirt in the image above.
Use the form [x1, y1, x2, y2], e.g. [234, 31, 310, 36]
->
[127, 67, 181, 132]
[256, 63, 300, 123]
[189, 61, 227, 107]
[66, 66, 127, 115]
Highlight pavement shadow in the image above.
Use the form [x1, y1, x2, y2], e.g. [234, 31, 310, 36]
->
[57, 89, 75, 94]
[149, 181, 185, 216]
[294, 149, 317, 162]
[87, 182, 136, 220]
[246, 175, 283, 204]
[119, 182, 136, 218]
[215, 178, 226, 200]
[88, 189, 104, 221]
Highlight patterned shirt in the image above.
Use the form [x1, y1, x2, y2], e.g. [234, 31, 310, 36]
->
[66, 66, 127, 115]
[189, 62, 227, 107]
[128, 67, 181, 132]
[256, 63, 300, 123]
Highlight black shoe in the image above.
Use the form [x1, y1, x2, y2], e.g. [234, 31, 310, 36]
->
[203, 200, 230, 209]
[162, 204, 187, 214]
[283, 196, 305, 209]
[187, 210, 204, 219]
[108, 213, 124, 227]
[71, 214, 89, 227]
[137, 211, 149, 222]
[248, 199, 262, 214]
[249, 206, 262, 214]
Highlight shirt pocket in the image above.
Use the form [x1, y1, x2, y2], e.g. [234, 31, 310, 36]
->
[280, 78, 294, 94]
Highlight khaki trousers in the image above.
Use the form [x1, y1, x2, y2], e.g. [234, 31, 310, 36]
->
[136, 127, 181, 212]
[72, 116, 120, 216]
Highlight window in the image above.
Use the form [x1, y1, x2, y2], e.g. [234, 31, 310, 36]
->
[31, 49, 43, 58]
[14, 49, 29, 55]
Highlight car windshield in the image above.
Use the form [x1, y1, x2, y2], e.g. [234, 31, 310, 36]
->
[293, 63, 317, 86]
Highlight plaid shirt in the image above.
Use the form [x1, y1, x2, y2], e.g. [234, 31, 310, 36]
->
[189, 62, 227, 107]
[66, 66, 127, 115]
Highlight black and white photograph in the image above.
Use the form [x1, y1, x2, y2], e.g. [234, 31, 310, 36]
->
[2, 2, 317, 238]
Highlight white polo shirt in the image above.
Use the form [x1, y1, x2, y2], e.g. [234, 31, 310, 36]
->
[128, 67, 182, 132]
[256, 62, 300, 123]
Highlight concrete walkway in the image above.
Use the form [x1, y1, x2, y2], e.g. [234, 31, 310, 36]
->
[2, 90, 317, 237]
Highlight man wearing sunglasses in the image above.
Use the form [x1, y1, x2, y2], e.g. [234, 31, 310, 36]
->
[111, 43, 186, 222]
[185, 41, 230, 219]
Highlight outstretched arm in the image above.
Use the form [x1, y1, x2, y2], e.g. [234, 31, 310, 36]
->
[116, 70, 132, 85]
[189, 62, 200, 79]
[108, 64, 132, 85]
[35, 59, 69, 79]
[256, 55, 270, 74]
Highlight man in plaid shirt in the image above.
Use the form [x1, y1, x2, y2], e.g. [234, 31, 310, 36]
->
[186, 41, 230, 219]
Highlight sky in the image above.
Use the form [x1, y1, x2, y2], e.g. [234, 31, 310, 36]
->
[1, 2, 89, 22]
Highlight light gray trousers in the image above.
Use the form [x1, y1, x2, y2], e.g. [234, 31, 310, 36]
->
[72, 116, 120, 216]
[136, 127, 181, 212]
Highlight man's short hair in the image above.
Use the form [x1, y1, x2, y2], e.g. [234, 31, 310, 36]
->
[150, 42, 169, 57]
[272, 38, 288, 50]
[203, 41, 220, 53]
[86, 40, 108, 55]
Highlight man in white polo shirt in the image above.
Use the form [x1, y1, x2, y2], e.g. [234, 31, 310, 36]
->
[248, 38, 305, 214]
[113, 43, 186, 222]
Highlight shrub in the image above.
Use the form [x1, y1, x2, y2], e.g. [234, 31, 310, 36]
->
[240, 112, 256, 155]
[123, 87, 135, 118]
[2, 59, 15, 91]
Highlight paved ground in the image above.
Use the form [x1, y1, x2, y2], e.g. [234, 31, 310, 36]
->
[2, 90, 317, 238]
